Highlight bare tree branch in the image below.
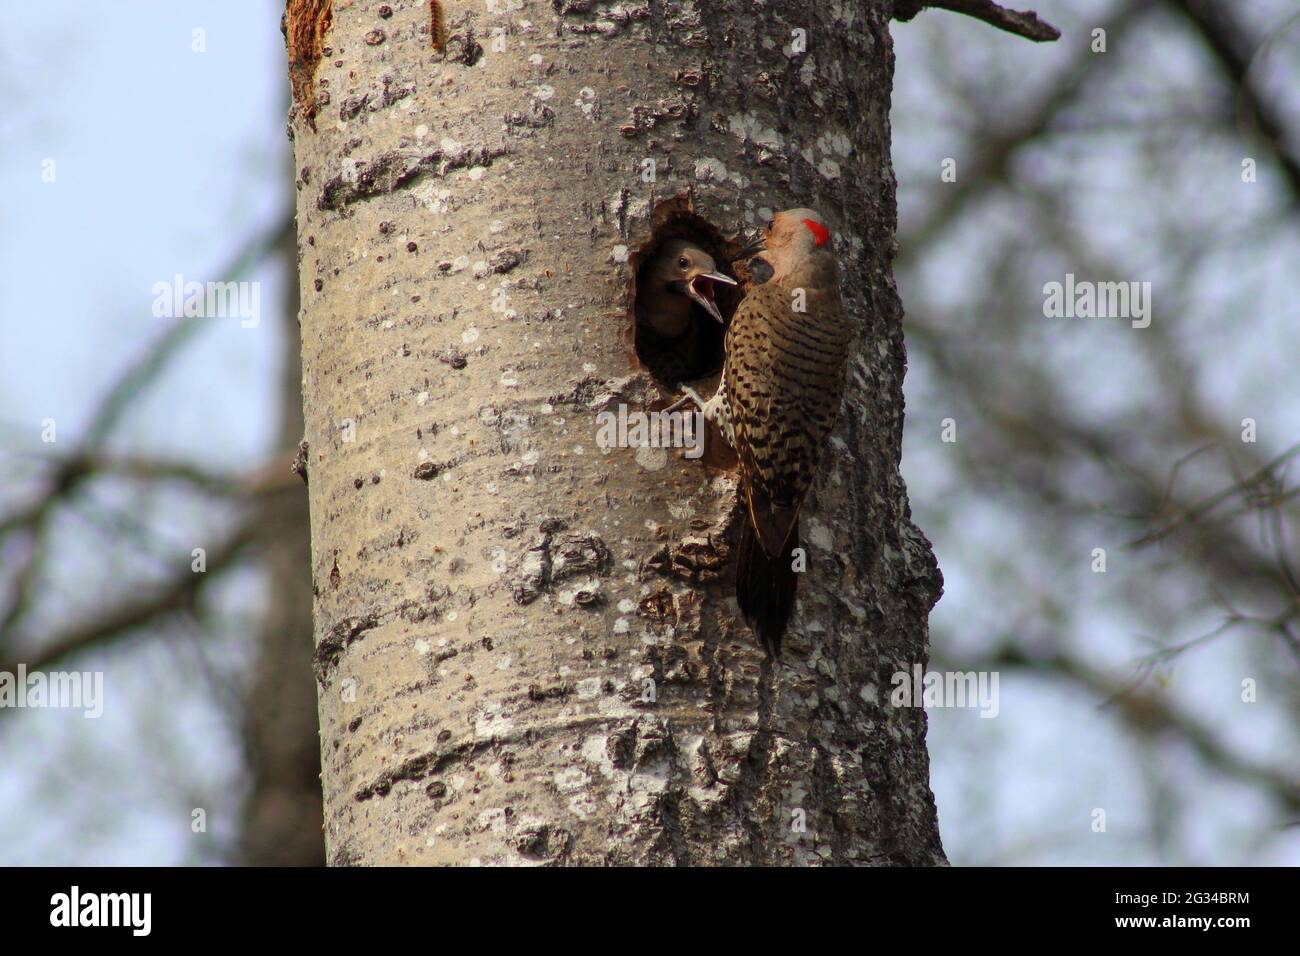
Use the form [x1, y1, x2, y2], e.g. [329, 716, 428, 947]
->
[969, 644, 1300, 813]
[894, 0, 1061, 43]
[0, 216, 294, 641]
[84, 215, 294, 446]
[1127, 442, 1300, 548]
[0, 522, 257, 679]
[6, 451, 244, 497]
[900, 0, 1147, 260]
[1168, 0, 1300, 203]
[0, 452, 300, 649]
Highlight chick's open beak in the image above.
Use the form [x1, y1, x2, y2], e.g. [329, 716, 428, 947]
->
[688, 271, 736, 323]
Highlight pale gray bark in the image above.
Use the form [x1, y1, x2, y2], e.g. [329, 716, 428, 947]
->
[289, 0, 945, 865]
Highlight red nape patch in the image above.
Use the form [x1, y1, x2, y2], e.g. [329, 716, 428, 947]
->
[802, 218, 830, 247]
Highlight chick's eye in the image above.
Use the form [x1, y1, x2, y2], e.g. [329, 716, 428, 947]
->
[765, 219, 774, 232]
[677, 256, 689, 268]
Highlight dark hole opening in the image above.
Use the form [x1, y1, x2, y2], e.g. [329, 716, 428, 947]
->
[629, 206, 746, 391]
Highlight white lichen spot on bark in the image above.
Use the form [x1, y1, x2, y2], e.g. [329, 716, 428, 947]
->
[728, 112, 784, 151]
[474, 701, 514, 739]
[800, 56, 817, 86]
[554, 766, 589, 792]
[694, 157, 728, 183]
[634, 445, 668, 470]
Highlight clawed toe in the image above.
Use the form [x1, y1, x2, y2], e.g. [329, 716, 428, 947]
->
[665, 385, 705, 413]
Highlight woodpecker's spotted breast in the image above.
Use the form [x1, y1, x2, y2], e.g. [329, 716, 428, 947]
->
[726, 270, 851, 553]
[685, 209, 851, 655]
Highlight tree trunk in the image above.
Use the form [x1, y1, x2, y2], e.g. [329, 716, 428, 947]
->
[238, 213, 325, 866]
[288, 0, 945, 865]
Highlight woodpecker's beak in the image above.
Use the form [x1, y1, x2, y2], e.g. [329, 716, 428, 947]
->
[735, 232, 766, 261]
[686, 271, 736, 323]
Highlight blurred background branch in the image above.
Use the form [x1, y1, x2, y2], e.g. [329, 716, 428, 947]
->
[895, 0, 1300, 863]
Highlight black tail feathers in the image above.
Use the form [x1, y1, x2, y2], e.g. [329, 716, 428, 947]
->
[735, 517, 798, 657]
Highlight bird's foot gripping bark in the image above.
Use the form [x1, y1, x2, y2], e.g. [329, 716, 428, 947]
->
[665, 384, 708, 415]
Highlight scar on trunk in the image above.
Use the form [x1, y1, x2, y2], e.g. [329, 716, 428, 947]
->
[285, 0, 334, 129]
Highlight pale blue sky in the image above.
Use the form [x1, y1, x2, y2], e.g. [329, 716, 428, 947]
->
[1, 1, 289, 865]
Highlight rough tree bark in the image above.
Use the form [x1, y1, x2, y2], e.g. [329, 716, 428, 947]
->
[287, 0, 945, 865]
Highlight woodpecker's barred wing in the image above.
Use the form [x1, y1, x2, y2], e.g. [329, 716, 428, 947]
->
[724, 282, 847, 557]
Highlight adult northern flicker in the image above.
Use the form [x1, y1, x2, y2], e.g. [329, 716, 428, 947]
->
[635, 239, 736, 385]
[677, 209, 852, 656]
